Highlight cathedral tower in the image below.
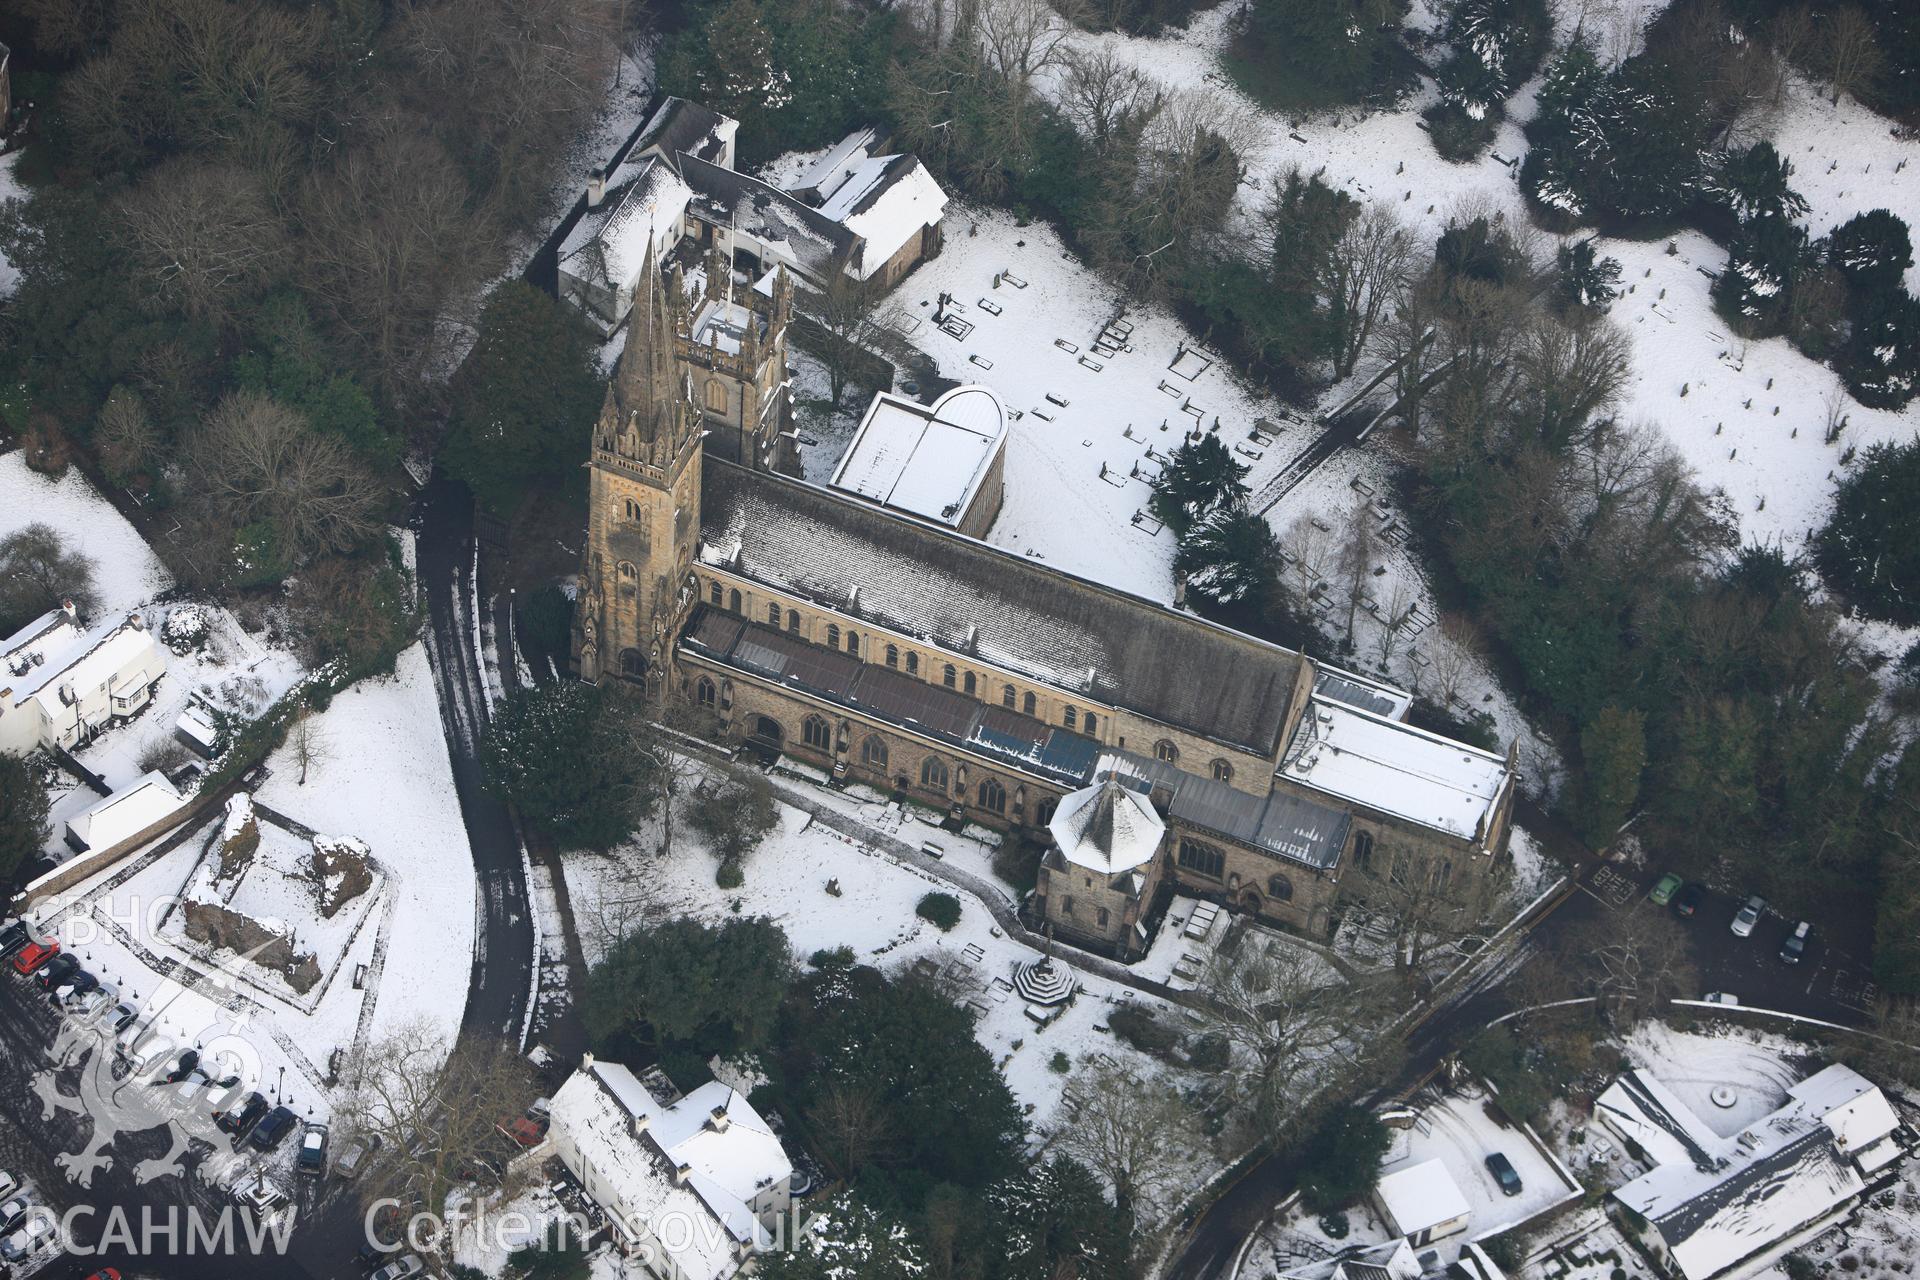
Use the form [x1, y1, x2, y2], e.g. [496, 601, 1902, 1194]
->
[572, 242, 705, 694]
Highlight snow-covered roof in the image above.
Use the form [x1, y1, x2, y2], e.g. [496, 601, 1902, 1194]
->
[29, 621, 162, 715]
[560, 154, 692, 297]
[790, 127, 883, 202]
[3, 608, 80, 672]
[1049, 775, 1164, 874]
[1595, 1069, 1728, 1171]
[1605, 1063, 1904, 1280]
[691, 298, 762, 357]
[65, 771, 184, 851]
[817, 154, 947, 278]
[1280, 698, 1509, 841]
[829, 386, 1006, 527]
[548, 1058, 788, 1280]
[633, 97, 738, 168]
[678, 155, 857, 286]
[1279, 1240, 1420, 1280]
[698, 461, 1309, 756]
[1101, 749, 1350, 869]
[1374, 1158, 1471, 1237]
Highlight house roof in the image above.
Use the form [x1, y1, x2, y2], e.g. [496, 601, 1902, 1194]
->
[829, 386, 1006, 527]
[559, 153, 692, 305]
[1280, 697, 1509, 841]
[698, 461, 1308, 757]
[790, 127, 884, 202]
[1375, 1158, 1471, 1236]
[1595, 1069, 1727, 1171]
[676, 154, 858, 284]
[816, 153, 947, 277]
[66, 771, 185, 852]
[634, 97, 738, 167]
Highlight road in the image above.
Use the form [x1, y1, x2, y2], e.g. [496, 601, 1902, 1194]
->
[1160, 853, 1882, 1280]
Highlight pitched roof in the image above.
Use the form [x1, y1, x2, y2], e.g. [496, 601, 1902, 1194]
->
[698, 462, 1308, 756]
[1050, 776, 1164, 874]
[1280, 697, 1509, 841]
[675, 155, 858, 284]
[634, 97, 737, 167]
[1101, 749, 1350, 869]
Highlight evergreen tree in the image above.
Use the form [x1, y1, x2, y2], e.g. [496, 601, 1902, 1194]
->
[442, 282, 604, 515]
[1828, 209, 1915, 301]
[0, 754, 51, 881]
[584, 915, 793, 1057]
[1702, 141, 1809, 226]
[1836, 292, 1920, 409]
[759, 1193, 926, 1280]
[1174, 505, 1278, 606]
[1554, 239, 1622, 313]
[1296, 1105, 1392, 1212]
[984, 1157, 1131, 1280]
[1713, 215, 1808, 338]
[1149, 433, 1250, 538]
[1239, 0, 1400, 106]
[1577, 706, 1646, 848]
[667, 0, 793, 160]
[1815, 433, 1920, 622]
[480, 681, 665, 849]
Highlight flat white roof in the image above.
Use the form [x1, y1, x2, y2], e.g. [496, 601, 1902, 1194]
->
[1281, 698, 1509, 841]
[1375, 1158, 1471, 1235]
[829, 385, 1006, 526]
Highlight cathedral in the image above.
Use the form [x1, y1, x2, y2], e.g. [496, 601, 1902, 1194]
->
[573, 252, 1518, 960]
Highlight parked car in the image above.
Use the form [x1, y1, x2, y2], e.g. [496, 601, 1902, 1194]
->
[1648, 873, 1683, 906]
[84, 1270, 124, 1280]
[65, 983, 116, 1022]
[164, 1050, 202, 1083]
[120, 1034, 176, 1082]
[355, 1241, 392, 1269]
[1780, 921, 1812, 964]
[215, 1092, 271, 1138]
[0, 1195, 30, 1235]
[0, 921, 31, 961]
[0, 1210, 57, 1262]
[103, 1000, 140, 1036]
[1731, 895, 1766, 938]
[370, 1254, 426, 1280]
[1672, 883, 1706, 918]
[297, 1124, 329, 1175]
[1484, 1151, 1523, 1196]
[1703, 991, 1741, 1006]
[51, 969, 98, 1005]
[334, 1134, 381, 1181]
[33, 953, 78, 991]
[0, 1171, 19, 1201]
[496, 1113, 547, 1147]
[250, 1106, 298, 1151]
[11, 939, 58, 977]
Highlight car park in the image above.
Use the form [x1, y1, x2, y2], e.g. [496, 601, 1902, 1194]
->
[12, 939, 58, 976]
[51, 969, 98, 1005]
[250, 1106, 298, 1151]
[1731, 895, 1766, 937]
[355, 1242, 392, 1269]
[103, 1000, 140, 1036]
[1484, 1151, 1522, 1196]
[34, 953, 79, 992]
[65, 983, 116, 1022]
[1781, 921, 1811, 964]
[297, 1124, 329, 1175]
[216, 1092, 271, 1138]
[334, 1134, 381, 1181]
[164, 1049, 202, 1083]
[0, 1172, 18, 1202]
[121, 1033, 176, 1081]
[1648, 873, 1683, 906]
[371, 1254, 426, 1280]
[1673, 883, 1705, 918]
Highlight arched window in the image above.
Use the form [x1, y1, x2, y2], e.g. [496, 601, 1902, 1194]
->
[963, 672, 977, 696]
[618, 561, 637, 580]
[1002, 684, 1016, 708]
[619, 649, 645, 678]
[802, 716, 832, 752]
[1211, 759, 1233, 783]
[625, 499, 643, 520]
[1390, 851, 1411, 886]
[767, 603, 780, 625]
[1023, 691, 1037, 716]
[827, 624, 841, 648]
[710, 581, 723, 605]
[1268, 874, 1294, 901]
[728, 588, 742, 613]
[1064, 706, 1077, 730]
[1353, 831, 1375, 873]
[943, 664, 957, 689]
[977, 777, 1006, 813]
[860, 736, 889, 769]
[885, 644, 899, 668]
[1154, 739, 1178, 764]
[1177, 839, 1224, 879]
[906, 652, 919, 675]
[704, 379, 728, 412]
[1035, 797, 1058, 825]
[787, 609, 800, 633]
[1434, 859, 1453, 892]
[695, 677, 717, 708]
[846, 631, 860, 655]
[1084, 713, 1099, 736]
[921, 757, 949, 790]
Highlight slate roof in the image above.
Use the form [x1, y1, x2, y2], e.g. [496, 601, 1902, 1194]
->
[676, 155, 857, 284]
[698, 462, 1308, 756]
[634, 97, 736, 167]
[1100, 750, 1351, 870]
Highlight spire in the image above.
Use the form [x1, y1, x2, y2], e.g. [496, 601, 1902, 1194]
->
[601, 239, 693, 459]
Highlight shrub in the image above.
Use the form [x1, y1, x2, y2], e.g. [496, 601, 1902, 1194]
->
[992, 838, 1041, 894]
[1296, 1104, 1392, 1212]
[916, 892, 961, 931]
[1109, 1006, 1177, 1056]
[716, 858, 745, 889]
[1049, 1051, 1070, 1074]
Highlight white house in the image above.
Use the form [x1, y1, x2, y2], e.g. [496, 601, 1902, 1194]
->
[1, 606, 166, 757]
[1596, 1063, 1907, 1280]
[1374, 1157, 1473, 1247]
[64, 770, 186, 854]
[547, 1055, 793, 1280]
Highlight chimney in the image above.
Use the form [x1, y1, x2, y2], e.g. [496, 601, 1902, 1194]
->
[706, 1103, 730, 1133]
[1172, 571, 1187, 609]
[587, 166, 608, 209]
[61, 598, 77, 622]
[674, 1162, 692, 1185]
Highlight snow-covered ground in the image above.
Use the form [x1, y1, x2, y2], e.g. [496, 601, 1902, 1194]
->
[1618, 1020, 1804, 1137]
[0, 149, 24, 297]
[1, 451, 171, 616]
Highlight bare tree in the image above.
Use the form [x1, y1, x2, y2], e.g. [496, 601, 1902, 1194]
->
[1329, 206, 1417, 381]
[119, 162, 286, 324]
[807, 273, 913, 414]
[1333, 504, 1379, 651]
[335, 1023, 534, 1255]
[1058, 45, 1153, 158]
[1057, 1056, 1194, 1226]
[1280, 513, 1336, 599]
[185, 391, 385, 557]
[1558, 906, 1700, 1020]
[95, 388, 161, 485]
[1194, 935, 1394, 1127]
[1820, 5, 1883, 105]
[1353, 838, 1510, 985]
[808, 1083, 898, 1178]
[1514, 315, 1632, 452]
[1423, 613, 1483, 708]
[1373, 581, 1417, 667]
[286, 709, 333, 786]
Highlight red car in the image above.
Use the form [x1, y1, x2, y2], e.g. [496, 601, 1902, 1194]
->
[87, 1271, 124, 1280]
[12, 939, 58, 976]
